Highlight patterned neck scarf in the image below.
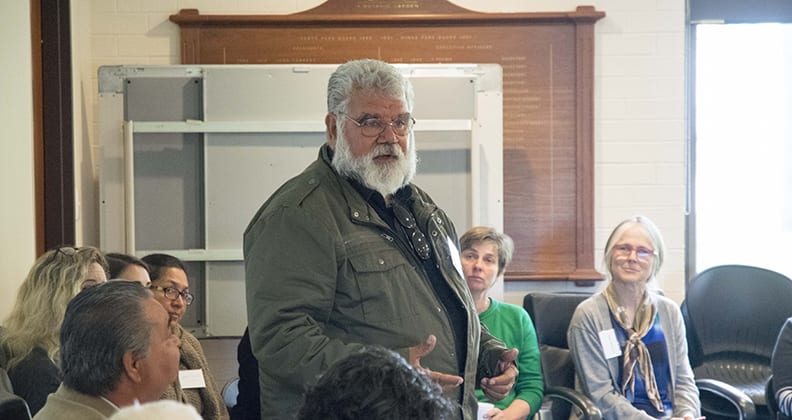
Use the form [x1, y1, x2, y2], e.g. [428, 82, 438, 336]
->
[603, 282, 664, 412]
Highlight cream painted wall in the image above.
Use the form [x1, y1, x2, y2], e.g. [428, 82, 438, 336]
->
[71, 0, 687, 306]
[0, 0, 36, 320]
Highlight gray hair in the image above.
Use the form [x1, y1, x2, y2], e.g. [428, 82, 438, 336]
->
[459, 226, 515, 276]
[327, 59, 414, 116]
[60, 281, 154, 396]
[601, 215, 665, 283]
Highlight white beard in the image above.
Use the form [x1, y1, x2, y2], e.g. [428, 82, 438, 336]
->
[332, 131, 417, 198]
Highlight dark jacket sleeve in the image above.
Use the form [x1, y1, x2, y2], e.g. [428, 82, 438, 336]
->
[476, 321, 508, 383]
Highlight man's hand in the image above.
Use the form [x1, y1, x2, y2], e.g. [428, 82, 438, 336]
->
[408, 334, 464, 392]
[480, 348, 519, 401]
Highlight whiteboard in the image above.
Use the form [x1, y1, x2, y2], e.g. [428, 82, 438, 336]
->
[98, 64, 503, 336]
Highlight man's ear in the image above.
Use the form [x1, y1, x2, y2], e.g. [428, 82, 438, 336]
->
[325, 113, 337, 150]
[123, 352, 142, 384]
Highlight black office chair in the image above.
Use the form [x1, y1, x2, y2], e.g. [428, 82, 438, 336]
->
[682, 264, 792, 420]
[0, 368, 31, 420]
[523, 292, 602, 420]
[767, 374, 792, 420]
[770, 316, 792, 420]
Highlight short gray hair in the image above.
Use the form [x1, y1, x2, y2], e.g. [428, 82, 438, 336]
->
[327, 59, 414, 116]
[60, 281, 154, 396]
[459, 226, 515, 276]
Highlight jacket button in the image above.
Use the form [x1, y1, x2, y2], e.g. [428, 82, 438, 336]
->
[432, 230, 438, 237]
[378, 258, 385, 265]
[436, 306, 442, 312]
[353, 211, 360, 218]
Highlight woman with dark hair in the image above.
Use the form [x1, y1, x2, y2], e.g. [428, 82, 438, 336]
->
[142, 253, 228, 420]
[106, 252, 151, 287]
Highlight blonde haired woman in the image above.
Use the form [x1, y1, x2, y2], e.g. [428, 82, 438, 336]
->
[0, 246, 108, 415]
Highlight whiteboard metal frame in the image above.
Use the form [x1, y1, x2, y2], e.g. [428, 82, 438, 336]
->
[99, 64, 503, 335]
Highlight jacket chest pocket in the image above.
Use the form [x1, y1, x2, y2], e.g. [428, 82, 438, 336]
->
[347, 248, 423, 324]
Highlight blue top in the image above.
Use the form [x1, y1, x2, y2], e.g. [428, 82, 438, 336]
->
[613, 313, 673, 418]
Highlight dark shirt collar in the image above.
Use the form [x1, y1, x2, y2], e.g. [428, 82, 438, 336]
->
[348, 177, 388, 209]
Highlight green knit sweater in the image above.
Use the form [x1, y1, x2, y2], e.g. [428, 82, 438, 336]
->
[475, 298, 544, 417]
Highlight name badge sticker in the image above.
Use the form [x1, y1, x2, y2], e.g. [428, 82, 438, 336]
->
[179, 369, 207, 389]
[598, 329, 622, 359]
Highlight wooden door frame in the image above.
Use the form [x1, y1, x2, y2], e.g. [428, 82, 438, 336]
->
[32, 0, 74, 255]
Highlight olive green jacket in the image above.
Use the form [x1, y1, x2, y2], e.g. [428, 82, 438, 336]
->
[244, 145, 507, 419]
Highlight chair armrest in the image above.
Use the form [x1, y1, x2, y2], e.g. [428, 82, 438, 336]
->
[544, 386, 603, 420]
[696, 378, 757, 420]
[0, 389, 32, 420]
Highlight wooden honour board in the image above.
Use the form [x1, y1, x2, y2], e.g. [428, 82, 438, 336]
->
[170, 1, 604, 283]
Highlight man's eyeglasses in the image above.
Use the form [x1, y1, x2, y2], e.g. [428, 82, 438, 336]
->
[340, 113, 415, 138]
[150, 285, 194, 306]
[392, 203, 431, 260]
[613, 244, 655, 261]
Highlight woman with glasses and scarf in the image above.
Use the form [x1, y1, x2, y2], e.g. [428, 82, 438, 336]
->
[568, 216, 701, 420]
[142, 253, 228, 420]
[1, 246, 108, 415]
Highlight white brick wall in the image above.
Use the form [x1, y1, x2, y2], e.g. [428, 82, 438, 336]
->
[0, 0, 36, 321]
[74, 0, 688, 303]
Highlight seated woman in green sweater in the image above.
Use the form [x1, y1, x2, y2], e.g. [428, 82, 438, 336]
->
[460, 227, 544, 420]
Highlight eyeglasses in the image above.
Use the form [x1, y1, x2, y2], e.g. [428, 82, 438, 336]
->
[48, 246, 108, 288]
[55, 246, 79, 256]
[340, 113, 415, 138]
[392, 203, 431, 260]
[49, 246, 83, 263]
[150, 285, 194, 306]
[613, 244, 655, 261]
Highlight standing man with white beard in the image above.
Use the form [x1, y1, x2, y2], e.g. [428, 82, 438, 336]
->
[243, 59, 518, 420]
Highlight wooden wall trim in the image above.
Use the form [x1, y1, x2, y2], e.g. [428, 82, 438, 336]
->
[31, 0, 44, 255]
[170, 6, 605, 26]
[570, 18, 600, 285]
[169, 1, 604, 284]
[39, 0, 75, 250]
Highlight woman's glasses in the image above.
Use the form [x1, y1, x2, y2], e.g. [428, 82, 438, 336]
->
[613, 244, 655, 261]
[150, 285, 194, 306]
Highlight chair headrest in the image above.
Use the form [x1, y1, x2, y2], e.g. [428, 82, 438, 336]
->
[684, 264, 792, 359]
[523, 292, 590, 349]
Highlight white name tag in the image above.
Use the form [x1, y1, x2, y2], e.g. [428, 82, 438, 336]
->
[599, 329, 622, 359]
[447, 237, 463, 276]
[179, 369, 206, 389]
